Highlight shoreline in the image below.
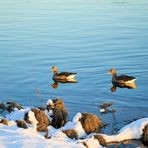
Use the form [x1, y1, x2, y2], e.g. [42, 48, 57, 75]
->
[0, 100, 147, 148]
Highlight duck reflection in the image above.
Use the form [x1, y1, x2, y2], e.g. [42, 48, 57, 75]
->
[51, 78, 77, 89]
[111, 82, 137, 92]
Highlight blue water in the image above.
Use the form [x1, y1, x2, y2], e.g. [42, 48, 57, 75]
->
[0, 0, 148, 137]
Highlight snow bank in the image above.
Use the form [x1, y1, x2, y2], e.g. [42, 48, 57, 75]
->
[0, 123, 84, 148]
[6, 108, 30, 121]
[101, 118, 148, 143]
[62, 113, 86, 138]
[28, 110, 38, 125]
[0, 105, 148, 148]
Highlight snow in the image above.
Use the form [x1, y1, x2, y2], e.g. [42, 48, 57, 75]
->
[100, 109, 106, 113]
[44, 109, 53, 123]
[81, 137, 103, 148]
[62, 113, 87, 138]
[46, 99, 54, 106]
[0, 107, 147, 148]
[100, 118, 148, 143]
[28, 110, 38, 125]
[0, 124, 84, 148]
[6, 108, 30, 121]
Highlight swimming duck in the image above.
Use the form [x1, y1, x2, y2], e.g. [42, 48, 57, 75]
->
[108, 68, 136, 84]
[50, 66, 77, 81]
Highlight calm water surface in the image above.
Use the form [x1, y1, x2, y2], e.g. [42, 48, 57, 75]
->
[0, 0, 148, 143]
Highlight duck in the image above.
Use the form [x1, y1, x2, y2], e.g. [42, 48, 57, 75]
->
[50, 66, 77, 82]
[107, 68, 136, 84]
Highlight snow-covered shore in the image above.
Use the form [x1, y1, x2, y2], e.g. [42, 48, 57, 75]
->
[0, 100, 148, 148]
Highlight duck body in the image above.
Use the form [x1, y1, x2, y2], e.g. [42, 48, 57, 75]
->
[108, 69, 136, 84]
[53, 72, 77, 81]
[112, 74, 136, 84]
[51, 66, 77, 82]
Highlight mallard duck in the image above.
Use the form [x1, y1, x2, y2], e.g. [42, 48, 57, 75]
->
[50, 66, 77, 81]
[108, 68, 136, 84]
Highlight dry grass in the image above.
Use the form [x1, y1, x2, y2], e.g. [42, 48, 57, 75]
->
[0, 119, 8, 125]
[6, 102, 23, 112]
[16, 120, 28, 129]
[51, 108, 68, 128]
[63, 129, 78, 140]
[32, 109, 49, 132]
[80, 113, 103, 134]
[47, 98, 68, 128]
[141, 124, 148, 146]
[94, 134, 107, 146]
[24, 109, 50, 132]
[81, 141, 88, 148]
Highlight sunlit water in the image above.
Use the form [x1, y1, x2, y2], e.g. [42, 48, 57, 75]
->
[0, 0, 148, 146]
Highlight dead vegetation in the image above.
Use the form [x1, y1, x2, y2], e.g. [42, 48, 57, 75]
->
[47, 98, 68, 128]
[99, 102, 116, 114]
[16, 120, 28, 129]
[0, 118, 8, 125]
[141, 124, 148, 146]
[63, 129, 78, 140]
[94, 134, 107, 146]
[80, 113, 103, 134]
[0, 102, 23, 113]
[24, 108, 50, 132]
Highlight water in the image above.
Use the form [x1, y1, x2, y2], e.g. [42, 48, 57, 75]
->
[0, 0, 148, 145]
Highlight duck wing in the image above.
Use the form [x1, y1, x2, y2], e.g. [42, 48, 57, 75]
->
[58, 72, 77, 77]
[117, 75, 136, 82]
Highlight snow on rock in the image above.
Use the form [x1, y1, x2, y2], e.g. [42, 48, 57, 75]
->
[46, 99, 54, 106]
[100, 109, 106, 113]
[0, 104, 148, 148]
[72, 112, 82, 123]
[28, 110, 38, 125]
[101, 118, 148, 143]
[44, 109, 53, 122]
[63, 113, 87, 138]
[6, 108, 30, 121]
[0, 123, 84, 148]
[80, 137, 103, 148]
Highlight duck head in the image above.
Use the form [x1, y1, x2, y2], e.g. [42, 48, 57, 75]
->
[50, 66, 58, 74]
[107, 68, 117, 75]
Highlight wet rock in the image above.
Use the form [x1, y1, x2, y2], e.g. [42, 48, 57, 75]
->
[80, 113, 103, 134]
